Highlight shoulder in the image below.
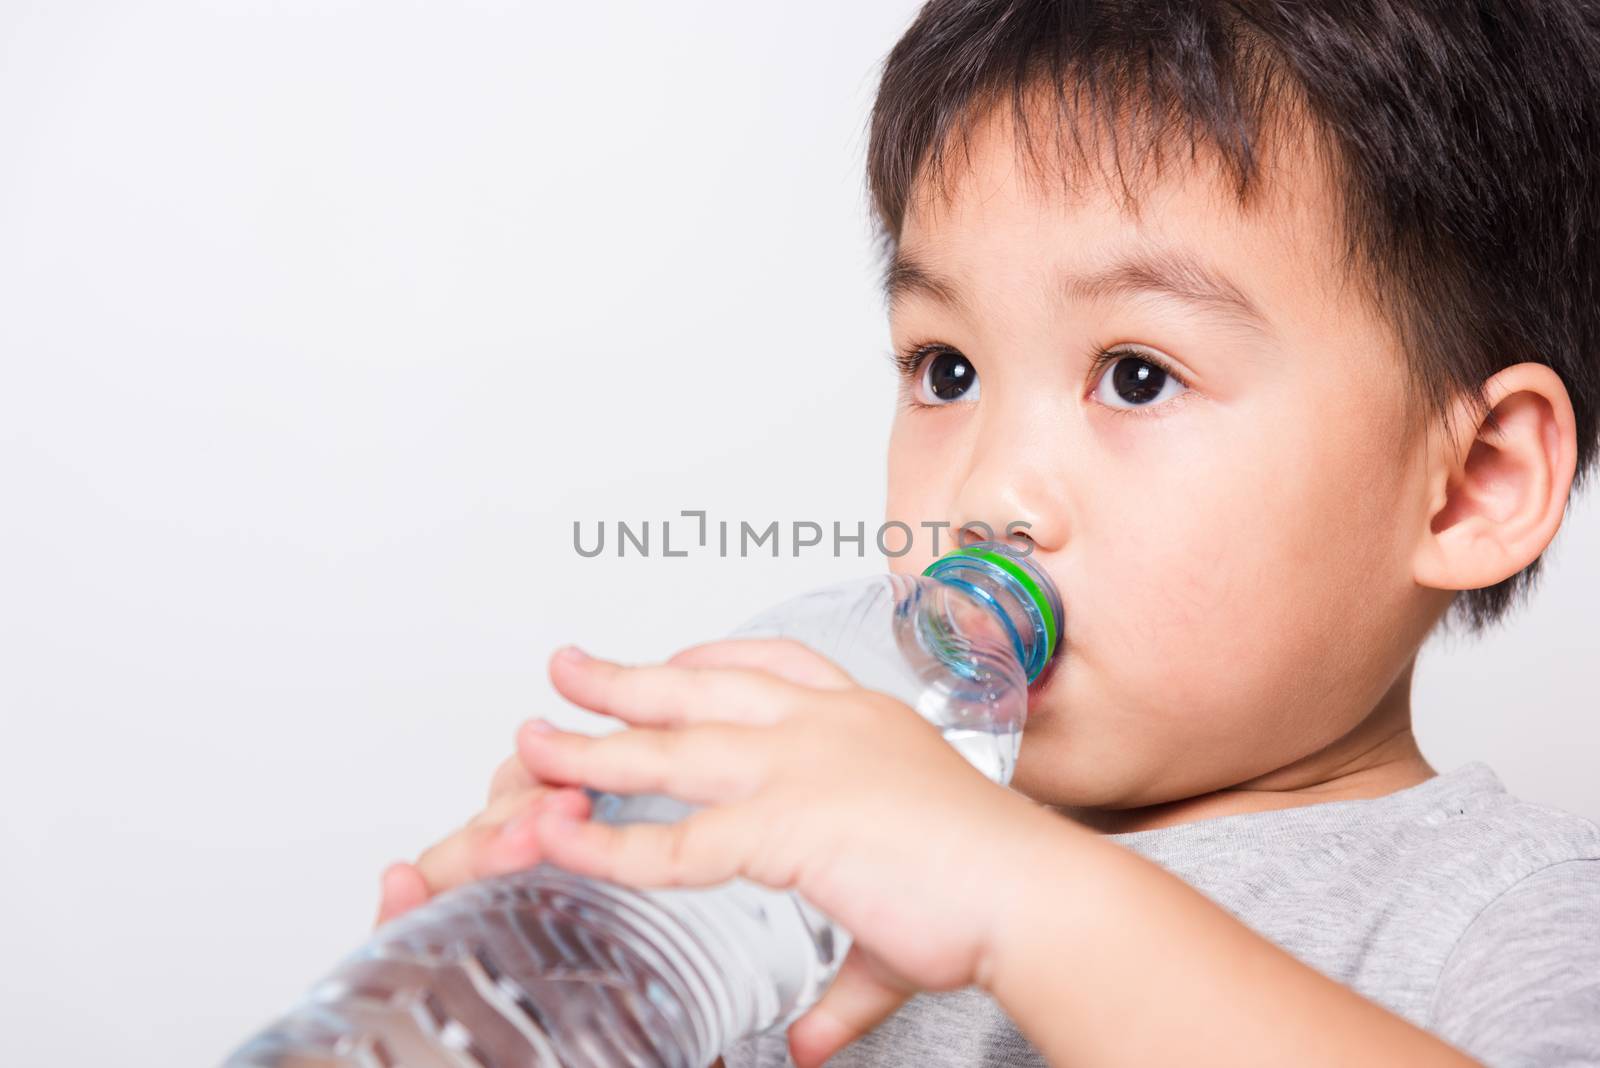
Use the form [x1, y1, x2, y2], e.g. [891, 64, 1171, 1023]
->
[1425, 855, 1600, 1063]
[1363, 767, 1600, 947]
[1419, 773, 1600, 888]
[1167, 762, 1600, 909]
[1410, 771, 1600, 1062]
[1324, 761, 1600, 891]
[1428, 784, 1600, 968]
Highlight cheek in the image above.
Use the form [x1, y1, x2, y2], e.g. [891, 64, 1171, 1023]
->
[1259, 364, 1419, 608]
[1088, 367, 1411, 625]
[1066, 399, 1405, 746]
[1071, 470, 1271, 705]
[885, 415, 949, 525]
[1073, 416, 1290, 637]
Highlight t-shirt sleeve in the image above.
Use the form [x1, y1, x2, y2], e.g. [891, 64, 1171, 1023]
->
[1428, 858, 1600, 1067]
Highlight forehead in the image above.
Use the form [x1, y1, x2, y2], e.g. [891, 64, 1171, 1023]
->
[893, 97, 1358, 328]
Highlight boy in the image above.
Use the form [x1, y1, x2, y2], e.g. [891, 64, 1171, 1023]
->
[377, 1, 1600, 1065]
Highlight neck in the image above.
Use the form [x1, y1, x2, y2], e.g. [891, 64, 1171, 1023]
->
[1061, 657, 1436, 836]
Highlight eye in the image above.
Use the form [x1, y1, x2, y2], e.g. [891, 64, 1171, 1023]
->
[904, 346, 980, 405]
[1090, 349, 1188, 410]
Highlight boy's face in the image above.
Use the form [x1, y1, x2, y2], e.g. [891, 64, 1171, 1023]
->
[885, 108, 1451, 810]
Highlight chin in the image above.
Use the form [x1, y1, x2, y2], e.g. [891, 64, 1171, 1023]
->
[1010, 734, 1125, 809]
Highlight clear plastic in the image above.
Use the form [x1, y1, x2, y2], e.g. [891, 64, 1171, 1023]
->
[222, 542, 1060, 1068]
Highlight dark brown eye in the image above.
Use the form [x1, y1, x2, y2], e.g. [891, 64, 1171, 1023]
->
[922, 349, 979, 404]
[1113, 359, 1166, 403]
[1092, 352, 1186, 409]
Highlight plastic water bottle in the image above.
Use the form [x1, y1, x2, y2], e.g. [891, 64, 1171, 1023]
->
[222, 540, 1062, 1068]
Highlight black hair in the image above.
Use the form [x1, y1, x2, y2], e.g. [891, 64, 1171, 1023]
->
[866, 0, 1600, 632]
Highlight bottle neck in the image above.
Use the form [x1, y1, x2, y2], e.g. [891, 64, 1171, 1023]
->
[921, 544, 1061, 683]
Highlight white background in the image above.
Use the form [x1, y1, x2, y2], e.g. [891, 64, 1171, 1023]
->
[1, 4, 1595, 1064]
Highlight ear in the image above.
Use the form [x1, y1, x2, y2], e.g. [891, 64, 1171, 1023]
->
[1413, 362, 1578, 592]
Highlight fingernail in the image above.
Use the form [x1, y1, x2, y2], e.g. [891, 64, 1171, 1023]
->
[525, 718, 556, 735]
[556, 644, 589, 663]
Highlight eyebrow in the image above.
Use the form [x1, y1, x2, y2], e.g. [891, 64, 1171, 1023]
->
[884, 247, 1272, 336]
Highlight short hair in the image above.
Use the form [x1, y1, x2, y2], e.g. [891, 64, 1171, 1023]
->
[866, 0, 1600, 633]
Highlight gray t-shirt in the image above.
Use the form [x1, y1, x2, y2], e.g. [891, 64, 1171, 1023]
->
[723, 761, 1600, 1067]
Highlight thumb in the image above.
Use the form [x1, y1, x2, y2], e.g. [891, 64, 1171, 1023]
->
[787, 949, 914, 1068]
[374, 861, 430, 928]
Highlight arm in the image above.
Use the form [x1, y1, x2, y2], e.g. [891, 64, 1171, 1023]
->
[520, 641, 1486, 1067]
[984, 808, 1480, 1067]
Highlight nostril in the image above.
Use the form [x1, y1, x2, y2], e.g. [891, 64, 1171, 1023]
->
[956, 523, 1033, 551]
[1006, 527, 1035, 551]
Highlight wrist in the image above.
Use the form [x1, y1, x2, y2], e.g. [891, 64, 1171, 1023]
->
[972, 800, 1095, 996]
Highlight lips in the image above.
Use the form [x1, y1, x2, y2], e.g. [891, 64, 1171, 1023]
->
[1027, 644, 1066, 696]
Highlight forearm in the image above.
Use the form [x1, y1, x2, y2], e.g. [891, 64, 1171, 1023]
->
[983, 813, 1480, 1067]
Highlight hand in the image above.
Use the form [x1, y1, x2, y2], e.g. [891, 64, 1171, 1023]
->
[518, 639, 1066, 1067]
[373, 751, 594, 928]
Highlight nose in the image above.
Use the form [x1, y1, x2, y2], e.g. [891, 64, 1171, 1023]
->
[950, 413, 1069, 555]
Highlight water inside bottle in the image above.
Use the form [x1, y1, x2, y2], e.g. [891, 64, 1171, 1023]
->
[938, 726, 1020, 784]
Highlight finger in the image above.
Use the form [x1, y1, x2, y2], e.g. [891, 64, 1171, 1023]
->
[414, 823, 508, 893]
[787, 950, 914, 1068]
[518, 720, 762, 803]
[547, 645, 801, 728]
[467, 770, 585, 831]
[532, 802, 762, 889]
[479, 787, 592, 875]
[469, 781, 558, 830]
[415, 789, 591, 893]
[486, 752, 534, 804]
[666, 638, 856, 690]
[375, 861, 431, 928]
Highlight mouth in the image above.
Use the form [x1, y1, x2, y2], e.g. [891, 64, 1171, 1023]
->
[1027, 644, 1066, 697]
